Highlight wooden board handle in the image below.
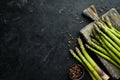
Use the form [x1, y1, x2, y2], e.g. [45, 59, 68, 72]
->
[83, 5, 99, 21]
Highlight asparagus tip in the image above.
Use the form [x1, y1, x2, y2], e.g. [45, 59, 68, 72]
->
[104, 16, 110, 21]
[69, 49, 73, 53]
[85, 44, 89, 47]
[77, 38, 82, 42]
[75, 47, 79, 52]
[86, 40, 91, 45]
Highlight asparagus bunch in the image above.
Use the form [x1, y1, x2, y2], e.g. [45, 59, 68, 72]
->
[69, 38, 110, 80]
[69, 16, 120, 80]
[86, 17, 120, 69]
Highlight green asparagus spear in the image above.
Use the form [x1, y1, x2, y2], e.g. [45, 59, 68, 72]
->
[86, 44, 120, 68]
[101, 36, 120, 64]
[78, 38, 110, 80]
[103, 16, 120, 35]
[94, 25, 120, 58]
[75, 48, 102, 80]
[87, 40, 110, 57]
[107, 27, 120, 38]
[96, 22, 120, 47]
[69, 49, 97, 80]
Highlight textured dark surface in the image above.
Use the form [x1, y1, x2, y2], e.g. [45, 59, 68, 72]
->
[0, 0, 120, 80]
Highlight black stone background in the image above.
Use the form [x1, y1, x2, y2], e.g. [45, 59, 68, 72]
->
[0, 0, 120, 80]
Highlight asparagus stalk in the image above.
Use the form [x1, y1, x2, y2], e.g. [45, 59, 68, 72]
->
[91, 38, 100, 46]
[90, 25, 111, 57]
[89, 72, 97, 80]
[85, 44, 120, 68]
[101, 17, 120, 37]
[75, 48, 102, 80]
[87, 40, 110, 57]
[93, 33, 113, 58]
[90, 29, 120, 64]
[98, 35, 120, 64]
[69, 49, 97, 80]
[78, 38, 110, 80]
[91, 27, 118, 60]
[94, 25, 120, 58]
[90, 26, 102, 46]
[69, 49, 82, 63]
[102, 16, 116, 30]
[101, 36, 120, 64]
[103, 16, 120, 35]
[96, 21, 120, 47]
[107, 27, 120, 38]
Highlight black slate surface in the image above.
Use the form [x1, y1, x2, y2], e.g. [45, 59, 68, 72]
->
[0, 0, 120, 80]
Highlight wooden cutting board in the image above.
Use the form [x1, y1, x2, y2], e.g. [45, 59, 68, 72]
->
[80, 5, 120, 79]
